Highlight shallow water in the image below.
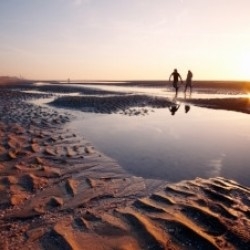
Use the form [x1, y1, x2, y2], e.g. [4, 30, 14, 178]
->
[69, 105, 250, 186]
[68, 83, 250, 99]
[29, 83, 250, 186]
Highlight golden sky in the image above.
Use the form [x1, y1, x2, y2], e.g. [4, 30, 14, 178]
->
[0, 0, 250, 81]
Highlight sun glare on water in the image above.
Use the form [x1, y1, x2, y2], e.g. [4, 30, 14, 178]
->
[247, 92, 250, 99]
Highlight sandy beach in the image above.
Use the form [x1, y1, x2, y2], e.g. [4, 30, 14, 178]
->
[0, 80, 249, 250]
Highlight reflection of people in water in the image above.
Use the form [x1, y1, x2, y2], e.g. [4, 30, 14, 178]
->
[169, 103, 180, 115]
[185, 70, 193, 93]
[184, 85, 191, 114]
[169, 69, 183, 95]
[185, 105, 190, 113]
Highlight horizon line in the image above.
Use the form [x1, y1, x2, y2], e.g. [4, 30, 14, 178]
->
[1, 76, 250, 83]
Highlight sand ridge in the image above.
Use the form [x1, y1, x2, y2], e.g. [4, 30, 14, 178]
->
[0, 84, 249, 249]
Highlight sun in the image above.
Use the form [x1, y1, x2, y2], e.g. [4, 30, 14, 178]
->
[237, 53, 250, 81]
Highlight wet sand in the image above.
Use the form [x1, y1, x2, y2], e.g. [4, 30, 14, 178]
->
[0, 81, 249, 250]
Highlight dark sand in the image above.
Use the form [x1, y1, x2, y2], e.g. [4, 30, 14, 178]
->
[0, 80, 249, 250]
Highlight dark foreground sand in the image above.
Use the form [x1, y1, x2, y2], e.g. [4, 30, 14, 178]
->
[0, 82, 249, 250]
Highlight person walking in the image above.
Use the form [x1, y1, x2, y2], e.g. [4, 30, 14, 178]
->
[169, 69, 183, 95]
[185, 70, 193, 93]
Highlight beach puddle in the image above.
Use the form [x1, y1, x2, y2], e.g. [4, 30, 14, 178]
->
[66, 98, 250, 186]
[27, 83, 250, 186]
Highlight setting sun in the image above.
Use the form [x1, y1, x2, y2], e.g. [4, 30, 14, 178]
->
[238, 53, 250, 80]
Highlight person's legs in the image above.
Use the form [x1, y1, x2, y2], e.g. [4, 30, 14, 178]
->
[187, 81, 192, 93]
[173, 81, 178, 95]
[184, 84, 187, 93]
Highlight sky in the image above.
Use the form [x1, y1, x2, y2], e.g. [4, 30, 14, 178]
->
[0, 0, 250, 81]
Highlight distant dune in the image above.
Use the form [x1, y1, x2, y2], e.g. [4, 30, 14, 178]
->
[0, 76, 19, 83]
[0, 76, 32, 85]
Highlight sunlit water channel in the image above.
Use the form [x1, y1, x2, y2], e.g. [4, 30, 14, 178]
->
[29, 84, 250, 186]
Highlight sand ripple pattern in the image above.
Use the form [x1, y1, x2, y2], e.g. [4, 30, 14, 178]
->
[50, 94, 172, 115]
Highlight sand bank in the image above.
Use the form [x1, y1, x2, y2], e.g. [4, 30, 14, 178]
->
[0, 84, 249, 249]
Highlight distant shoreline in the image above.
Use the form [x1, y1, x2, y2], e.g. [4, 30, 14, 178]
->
[1, 76, 250, 91]
[1, 76, 250, 83]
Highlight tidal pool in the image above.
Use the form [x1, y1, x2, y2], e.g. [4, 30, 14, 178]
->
[29, 83, 250, 186]
[68, 102, 250, 186]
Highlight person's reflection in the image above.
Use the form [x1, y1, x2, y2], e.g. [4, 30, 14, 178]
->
[169, 91, 181, 115]
[184, 90, 192, 114]
[185, 105, 190, 113]
[169, 103, 180, 115]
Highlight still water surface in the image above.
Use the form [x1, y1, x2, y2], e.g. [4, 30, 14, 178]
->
[64, 85, 250, 186]
[29, 83, 250, 186]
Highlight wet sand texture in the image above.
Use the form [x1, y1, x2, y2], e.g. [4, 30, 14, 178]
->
[50, 94, 172, 115]
[32, 80, 250, 115]
[184, 97, 250, 114]
[0, 84, 249, 249]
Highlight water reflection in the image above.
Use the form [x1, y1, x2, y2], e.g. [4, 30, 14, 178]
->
[169, 104, 180, 116]
[169, 90, 192, 115]
[184, 90, 192, 114]
[25, 82, 250, 186]
[68, 105, 250, 186]
[185, 105, 191, 113]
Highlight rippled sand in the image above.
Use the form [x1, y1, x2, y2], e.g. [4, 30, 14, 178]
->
[0, 83, 249, 250]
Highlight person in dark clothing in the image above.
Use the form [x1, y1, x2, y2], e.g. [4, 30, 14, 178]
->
[169, 69, 183, 95]
[185, 70, 193, 93]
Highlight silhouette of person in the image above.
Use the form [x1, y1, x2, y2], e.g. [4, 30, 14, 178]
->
[185, 70, 193, 93]
[169, 103, 180, 115]
[169, 69, 183, 95]
[185, 105, 190, 113]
